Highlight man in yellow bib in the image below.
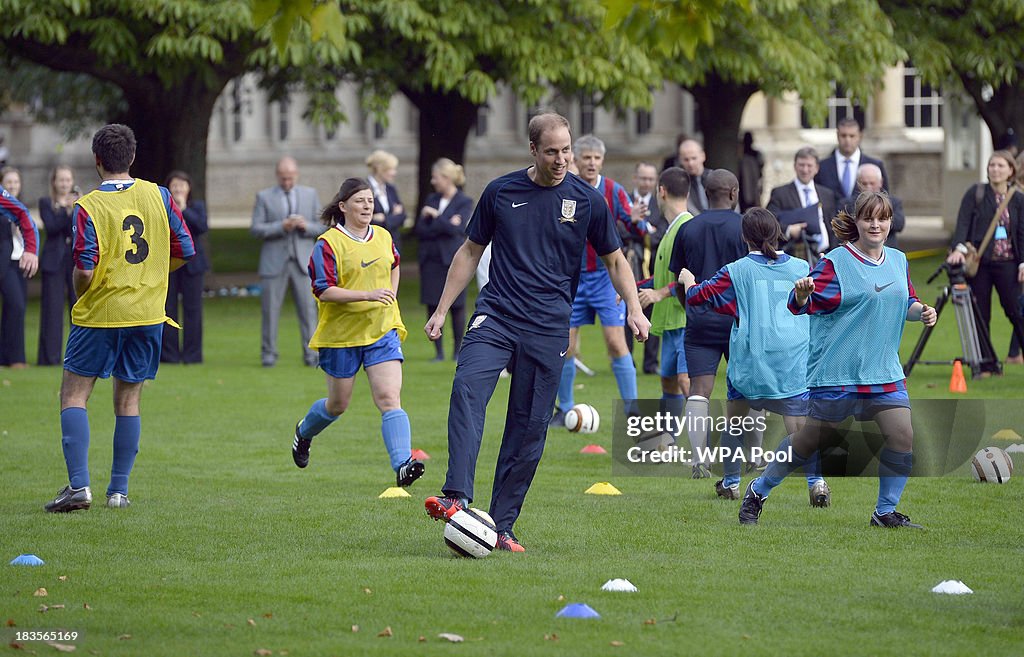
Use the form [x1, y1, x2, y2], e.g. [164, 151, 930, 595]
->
[45, 124, 195, 513]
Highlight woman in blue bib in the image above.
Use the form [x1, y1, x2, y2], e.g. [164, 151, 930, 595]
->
[290, 177, 424, 489]
[681, 208, 828, 506]
[739, 191, 936, 528]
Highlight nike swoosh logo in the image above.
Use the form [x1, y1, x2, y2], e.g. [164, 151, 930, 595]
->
[512, 202, 528, 208]
[874, 282, 894, 292]
[361, 258, 381, 268]
[560, 350, 568, 357]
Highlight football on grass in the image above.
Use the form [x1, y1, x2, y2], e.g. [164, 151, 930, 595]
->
[971, 447, 1013, 483]
[444, 508, 497, 558]
[564, 403, 600, 434]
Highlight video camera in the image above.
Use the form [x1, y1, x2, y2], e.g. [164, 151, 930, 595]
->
[926, 261, 966, 285]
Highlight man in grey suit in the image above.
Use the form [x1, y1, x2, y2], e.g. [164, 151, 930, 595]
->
[251, 156, 325, 367]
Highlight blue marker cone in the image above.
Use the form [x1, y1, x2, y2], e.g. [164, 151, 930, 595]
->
[10, 554, 45, 566]
[555, 603, 600, 619]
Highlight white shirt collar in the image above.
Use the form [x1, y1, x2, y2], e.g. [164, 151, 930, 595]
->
[846, 241, 884, 265]
[336, 223, 374, 243]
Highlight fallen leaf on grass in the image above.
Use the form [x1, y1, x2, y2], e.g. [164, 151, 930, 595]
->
[556, 595, 565, 602]
[351, 625, 359, 633]
[83, 604, 91, 611]
[192, 612, 201, 618]
[362, 588, 372, 595]
[377, 627, 393, 638]
[544, 634, 558, 642]
[263, 613, 273, 619]
[33, 588, 48, 597]
[418, 636, 426, 643]
[5, 619, 15, 627]
[46, 642, 76, 652]
[643, 618, 656, 626]
[437, 633, 463, 643]
[9, 642, 23, 650]
[254, 650, 272, 657]
[117, 635, 131, 640]
[50, 606, 65, 610]
[610, 641, 624, 647]
[247, 619, 257, 627]
[58, 576, 68, 582]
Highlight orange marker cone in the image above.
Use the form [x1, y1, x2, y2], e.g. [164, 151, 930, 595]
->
[949, 360, 967, 393]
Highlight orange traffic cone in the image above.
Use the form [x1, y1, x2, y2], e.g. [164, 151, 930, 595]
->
[949, 359, 967, 393]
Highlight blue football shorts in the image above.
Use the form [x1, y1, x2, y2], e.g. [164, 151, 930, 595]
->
[726, 378, 810, 416]
[64, 324, 164, 383]
[808, 389, 911, 422]
[659, 327, 687, 377]
[570, 270, 625, 328]
[683, 339, 729, 377]
[318, 329, 404, 379]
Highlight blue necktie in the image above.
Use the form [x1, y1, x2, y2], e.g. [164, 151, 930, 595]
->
[842, 158, 853, 198]
[803, 187, 812, 208]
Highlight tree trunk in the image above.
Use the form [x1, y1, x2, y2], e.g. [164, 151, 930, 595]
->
[117, 81, 226, 203]
[961, 76, 1024, 152]
[689, 76, 758, 182]
[401, 87, 480, 212]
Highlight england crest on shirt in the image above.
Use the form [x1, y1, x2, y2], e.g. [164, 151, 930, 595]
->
[559, 199, 577, 223]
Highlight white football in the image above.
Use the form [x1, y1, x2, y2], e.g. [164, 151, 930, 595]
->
[564, 403, 600, 434]
[444, 508, 497, 558]
[971, 447, 1014, 484]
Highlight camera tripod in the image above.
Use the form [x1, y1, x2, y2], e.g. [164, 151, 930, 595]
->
[903, 263, 1001, 378]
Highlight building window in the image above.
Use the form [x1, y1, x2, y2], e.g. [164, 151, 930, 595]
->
[903, 64, 943, 128]
[579, 93, 596, 135]
[278, 95, 290, 142]
[635, 109, 652, 136]
[801, 82, 866, 129]
[374, 120, 386, 140]
[475, 105, 489, 137]
[230, 79, 247, 142]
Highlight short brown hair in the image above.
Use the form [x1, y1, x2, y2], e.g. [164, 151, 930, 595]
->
[528, 112, 570, 146]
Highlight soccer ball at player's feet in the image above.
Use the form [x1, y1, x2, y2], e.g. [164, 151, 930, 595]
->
[425, 494, 468, 521]
[870, 510, 924, 529]
[444, 508, 498, 558]
[564, 404, 600, 433]
[809, 480, 831, 508]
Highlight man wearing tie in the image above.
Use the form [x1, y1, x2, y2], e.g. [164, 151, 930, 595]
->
[632, 162, 665, 374]
[678, 139, 711, 216]
[815, 117, 888, 205]
[767, 147, 837, 259]
[251, 156, 326, 367]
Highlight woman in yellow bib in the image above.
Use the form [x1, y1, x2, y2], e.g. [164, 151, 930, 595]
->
[291, 178, 424, 488]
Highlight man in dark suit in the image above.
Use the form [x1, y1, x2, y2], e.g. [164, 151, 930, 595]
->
[767, 147, 837, 259]
[678, 139, 711, 215]
[632, 162, 664, 374]
[840, 163, 905, 249]
[815, 117, 888, 206]
[250, 156, 325, 367]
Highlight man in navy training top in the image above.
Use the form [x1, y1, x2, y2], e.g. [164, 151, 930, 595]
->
[423, 112, 650, 553]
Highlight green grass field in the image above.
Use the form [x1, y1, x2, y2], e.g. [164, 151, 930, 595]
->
[2, 254, 1023, 656]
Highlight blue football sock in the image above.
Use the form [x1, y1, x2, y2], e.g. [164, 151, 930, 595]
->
[611, 354, 638, 415]
[804, 449, 825, 487]
[381, 408, 412, 471]
[60, 407, 90, 489]
[876, 448, 912, 515]
[751, 436, 807, 498]
[297, 398, 337, 441]
[722, 424, 744, 488]
[108, 415, 141, 496]
[558, 356, 575, 413]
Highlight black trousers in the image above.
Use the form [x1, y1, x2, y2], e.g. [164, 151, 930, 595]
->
[37, 260, 76, 365]
[163, 268, 205, 363]
[969, 260, 1024, 358]
[0, 261, 27, 365]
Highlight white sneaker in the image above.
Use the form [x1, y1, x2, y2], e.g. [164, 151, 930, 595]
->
[106, 493, 131, 509]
